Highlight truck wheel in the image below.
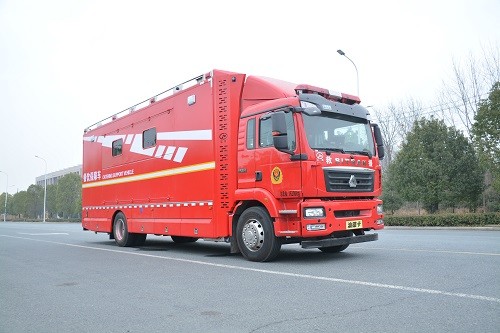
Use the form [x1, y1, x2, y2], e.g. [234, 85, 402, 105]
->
[319, 244, 349, 253]
[171, 236, 198, 243]
[113, 212, 136, 247]
[236, 207, 281, 262]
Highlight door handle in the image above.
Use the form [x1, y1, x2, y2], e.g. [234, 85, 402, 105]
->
[255, 171, 262, 181]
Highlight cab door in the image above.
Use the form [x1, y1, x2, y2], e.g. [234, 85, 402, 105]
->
[255, 111, 302, 200]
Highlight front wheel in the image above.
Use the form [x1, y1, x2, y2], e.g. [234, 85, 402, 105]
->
[236, 207, 281, 262]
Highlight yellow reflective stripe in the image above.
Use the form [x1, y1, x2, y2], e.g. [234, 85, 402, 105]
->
[82, 161, 215, 189]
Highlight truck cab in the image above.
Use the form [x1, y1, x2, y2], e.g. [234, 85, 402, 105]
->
[233, 75, 384, 261]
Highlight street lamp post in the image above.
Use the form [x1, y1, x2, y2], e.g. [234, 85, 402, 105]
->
[337, 49, 359, 96]
[0, 171, 7, 222]
[35, 155, 47, 222]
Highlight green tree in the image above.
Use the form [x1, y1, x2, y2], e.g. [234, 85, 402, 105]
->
[381, 176, 404, 214]
[27, 185, 44, 218]
[472, 82, 500, 192]
[56, 173, 82, 218]
[12, 190, 28, 218]
[388, 118, 482, 213]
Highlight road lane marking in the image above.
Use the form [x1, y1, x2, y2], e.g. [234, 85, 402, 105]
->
[1, 234, 500, 304]
[18, 233, 69, 236]
[352, 246, 500, 256]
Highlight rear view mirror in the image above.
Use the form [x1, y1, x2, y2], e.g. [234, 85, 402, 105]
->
[372, 124, 385, 160]
[271, 112, 289, 151]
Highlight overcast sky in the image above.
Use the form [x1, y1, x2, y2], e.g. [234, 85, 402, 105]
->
[0, 0, 499, 193]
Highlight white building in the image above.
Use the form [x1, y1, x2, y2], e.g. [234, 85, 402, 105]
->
[35, 165, 82, 186]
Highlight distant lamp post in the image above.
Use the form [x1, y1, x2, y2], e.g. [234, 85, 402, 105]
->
[35, 155, 47, 222]
[337, 49, 360, 96]
[0, 171, 7, 222]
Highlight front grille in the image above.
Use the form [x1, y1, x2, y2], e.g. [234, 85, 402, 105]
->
[324, 168, 374, 192]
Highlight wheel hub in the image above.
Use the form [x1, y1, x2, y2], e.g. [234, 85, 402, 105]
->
[242, 219, 264, 252]
[115, 219, 124, 240]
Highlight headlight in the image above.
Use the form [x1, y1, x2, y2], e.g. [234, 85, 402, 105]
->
[377, 204, 383, 214]
[304, 207, 325, 218]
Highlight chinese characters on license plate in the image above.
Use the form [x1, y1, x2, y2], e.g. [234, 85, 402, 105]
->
[346, 220, 363, 229]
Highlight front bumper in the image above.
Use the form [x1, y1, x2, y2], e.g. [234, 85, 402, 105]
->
[274, 199, 383, 238]
[301, 233, 378, 249]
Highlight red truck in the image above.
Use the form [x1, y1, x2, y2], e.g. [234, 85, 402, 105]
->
[82, 69, 385, 261]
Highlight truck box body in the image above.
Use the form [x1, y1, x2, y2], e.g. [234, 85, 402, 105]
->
[82, 69, 384, 261]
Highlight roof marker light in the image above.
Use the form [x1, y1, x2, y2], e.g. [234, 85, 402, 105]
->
[296, 84, 361, 104]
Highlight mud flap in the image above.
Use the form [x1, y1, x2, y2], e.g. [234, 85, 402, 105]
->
[230, 236, 240, 254]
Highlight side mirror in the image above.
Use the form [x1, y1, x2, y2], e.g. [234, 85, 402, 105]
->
[372, 124, 385, 160]
[271, 112, 289, 151]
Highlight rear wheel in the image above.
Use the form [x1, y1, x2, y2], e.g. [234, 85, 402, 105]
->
[236, 207, 281, 262]
[171, 236, 198, 243]
[113, 212, 136, 247]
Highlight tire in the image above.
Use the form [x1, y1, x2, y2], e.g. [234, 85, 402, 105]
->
[171, 236, 198, 243]
[236, 207, 281, 262]
[113, 212, 136, 247]
[319, 244, 349, 253]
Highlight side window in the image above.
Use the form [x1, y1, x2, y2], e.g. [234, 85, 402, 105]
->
[246, 119, 255, 149]
[259, 117, 273, 148]
[112, 139, 123, 156]
[143, 128, 156, 149]
[259, 112, 296, 150]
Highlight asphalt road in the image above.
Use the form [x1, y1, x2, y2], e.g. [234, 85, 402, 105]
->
[0, 222, 499, 333]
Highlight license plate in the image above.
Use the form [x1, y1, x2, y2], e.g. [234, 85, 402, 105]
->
[346, 220, 363, 229]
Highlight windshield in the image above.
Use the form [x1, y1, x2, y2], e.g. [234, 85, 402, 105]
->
[303, 113, 375, 156]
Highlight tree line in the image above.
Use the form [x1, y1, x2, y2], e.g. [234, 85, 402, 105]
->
[0, 173, 81, 220]
[376, 44, 499, 214]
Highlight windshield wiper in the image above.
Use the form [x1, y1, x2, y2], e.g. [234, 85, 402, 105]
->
[316, 147, 345, 154]
[345, 150, 373, 158]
